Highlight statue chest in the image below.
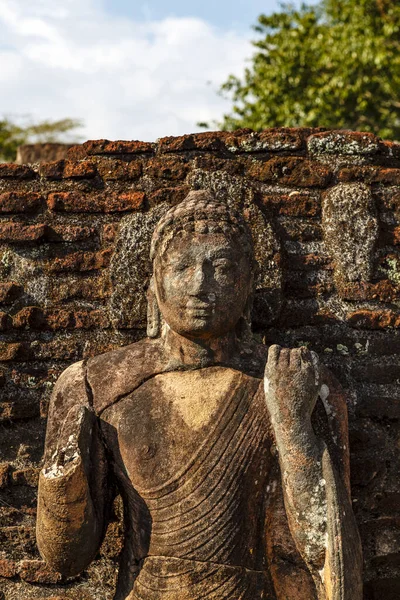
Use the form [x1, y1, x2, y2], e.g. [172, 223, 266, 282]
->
[101, 366, 273, 497]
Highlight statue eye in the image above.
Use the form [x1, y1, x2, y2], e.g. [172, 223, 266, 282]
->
[174, 262, 190, 273]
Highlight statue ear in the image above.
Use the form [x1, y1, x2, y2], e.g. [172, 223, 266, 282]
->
[146, 276, 161, 338]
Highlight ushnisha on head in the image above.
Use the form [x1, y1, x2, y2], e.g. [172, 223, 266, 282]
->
[147, 190, 256, 340]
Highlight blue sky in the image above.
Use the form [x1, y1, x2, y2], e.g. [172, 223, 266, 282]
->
[0, 0, 308, 141]
[103, 0, 284, 31]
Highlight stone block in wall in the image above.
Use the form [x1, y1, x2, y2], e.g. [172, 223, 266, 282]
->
[108, 204, 169, 329]
[322, 183, 379, 284]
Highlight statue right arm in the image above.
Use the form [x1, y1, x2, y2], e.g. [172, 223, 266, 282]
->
[36, 361, 112, 577]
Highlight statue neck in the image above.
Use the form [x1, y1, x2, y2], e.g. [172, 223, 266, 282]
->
[161, 326, 242, 370]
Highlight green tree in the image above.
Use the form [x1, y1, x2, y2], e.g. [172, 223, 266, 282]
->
[217, 0, 400, 139]
[0, 117, 82, 162]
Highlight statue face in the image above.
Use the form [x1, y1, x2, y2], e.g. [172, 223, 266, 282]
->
[154, 231, 252, 339]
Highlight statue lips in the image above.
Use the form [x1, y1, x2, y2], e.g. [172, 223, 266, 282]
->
[185, 297, 215, 318]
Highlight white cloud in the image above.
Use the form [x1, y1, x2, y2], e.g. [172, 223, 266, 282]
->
[0, 0, 251, 141]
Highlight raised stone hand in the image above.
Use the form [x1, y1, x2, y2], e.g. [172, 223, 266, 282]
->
[264, 344, 321, 438]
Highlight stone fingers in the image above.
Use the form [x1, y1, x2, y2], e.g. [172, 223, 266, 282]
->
[266, 344, 281, 369]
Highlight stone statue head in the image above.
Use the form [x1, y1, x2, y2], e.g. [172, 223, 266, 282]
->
[147, 190, 256, 340]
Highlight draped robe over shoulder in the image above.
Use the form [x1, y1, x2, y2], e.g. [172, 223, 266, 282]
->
[37, 338, 362, 600]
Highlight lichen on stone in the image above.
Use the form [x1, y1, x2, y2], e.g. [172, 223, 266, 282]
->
[322, 183, 378, 284]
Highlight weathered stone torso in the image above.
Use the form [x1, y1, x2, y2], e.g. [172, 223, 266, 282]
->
[101, 367, 276, 599]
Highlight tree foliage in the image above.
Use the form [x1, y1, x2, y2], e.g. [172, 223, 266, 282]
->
[0, 117, 82, 162]
[218, 0, 400, 139]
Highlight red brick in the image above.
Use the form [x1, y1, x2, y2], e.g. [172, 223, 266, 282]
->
[377, 191, 400, 213]
[352, 362, 400, 385]
[0, 311, 11, 330]
[358, 394, 400, 421]
[285, 279, 333, 299]
[44, 309, 74, 329]
[225, 127, 310, 153]
[68, 139, 155, 158]
[39, 159, 64, 179]
[260, 192, 321, 216]
[0, 463, 10, 488]
[0, 191, 43, 213]
[0, 163, 36, 179]
[19, 559, 62, 584]
[45, 308, 109, 330]
[347, 309, 400, 329]
[308, 130, 381, 155]
[42, 597, 73, 600]
[63, 159, 97, 179]
[289, 253, 333, 271]
[11, 467, 39, 487]
[106, 191, 145, 212]
[52, 277, 109, 302]
[40, 159, 97, 180]
[0, 222, 46, 242]
[339, 166, 400, 184]
[47, 248, 112, 272]
[48, 191, 85, 211]
[12, 307, 45, 329]
[0, 558, 18, 578]
[0, 342, 26, 361]
[380, 226, 400, 246]
[45, 224, 96, 242]
[0, 400, 39, 421]
[32, 338, 82, 361]
[248, 157, 332, 187]
[145, 156, 189, 180]
[96, 157, 142, 180]
[278, 302, 336, 327]
[369, 168, 400, 185]
[278, 220, 322, 242]
[382, 139, 400, 160]
[338, 280, 400, 303]
[147, 185, 191, 207]
[102, 222, 119, 242]
[74, 309, 110, 329]
[47, 190, 145, 213]
[0, 282, 23, 303]
[193, 155, 245, 175]
[158, 131, 230, 153]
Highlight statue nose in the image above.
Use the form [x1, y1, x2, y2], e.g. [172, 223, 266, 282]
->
[190, 265, 207, 293]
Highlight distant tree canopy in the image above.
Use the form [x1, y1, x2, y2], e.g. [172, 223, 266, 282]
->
[0, 117, 82, 162]
[214, 0, 400, 139]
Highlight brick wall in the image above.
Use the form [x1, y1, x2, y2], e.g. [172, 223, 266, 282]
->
[0, 128, 399, 599]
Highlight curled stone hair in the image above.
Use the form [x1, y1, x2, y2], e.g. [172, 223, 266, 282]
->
[150, 190, 255, 265]
[147, 190, 256, 339]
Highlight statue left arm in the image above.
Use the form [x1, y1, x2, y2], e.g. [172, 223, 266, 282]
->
[264, 346, 363, 600]
[36, 362, 113, 577]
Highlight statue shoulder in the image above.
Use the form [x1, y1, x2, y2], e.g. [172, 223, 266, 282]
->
[53, 359, 87, 394]
[86, 337, 165, 415]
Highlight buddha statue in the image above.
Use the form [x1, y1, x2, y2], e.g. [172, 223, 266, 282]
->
[36, 190, 363, 600]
